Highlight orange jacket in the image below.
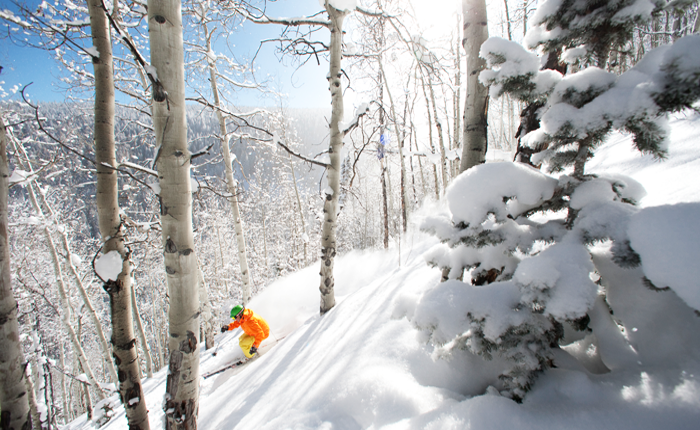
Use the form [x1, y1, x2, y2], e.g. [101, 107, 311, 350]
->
[227, 308, 270, 348]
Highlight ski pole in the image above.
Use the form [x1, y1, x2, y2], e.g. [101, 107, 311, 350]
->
[212, 329, 225, 356]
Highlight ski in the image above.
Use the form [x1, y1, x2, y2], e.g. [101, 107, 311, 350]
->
[202, 356, 256, 379]
[202, 334, 286, 379]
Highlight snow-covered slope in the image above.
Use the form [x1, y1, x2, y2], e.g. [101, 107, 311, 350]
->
[587, 112, 700, 207]
[74, 112, 700, 430]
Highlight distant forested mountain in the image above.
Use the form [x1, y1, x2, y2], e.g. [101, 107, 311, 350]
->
[3, 101, 330, 240]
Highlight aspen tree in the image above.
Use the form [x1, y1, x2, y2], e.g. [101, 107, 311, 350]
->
[147, 0, 200, 427]
[88, 0, 150, 426]
[460, 0, 489, 172]
[218, 0, 378, 314]
[319, 1, 349, 314]
[202, 20, 253, 305]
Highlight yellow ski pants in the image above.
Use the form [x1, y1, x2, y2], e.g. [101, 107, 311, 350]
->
[239, 334, 257, 358]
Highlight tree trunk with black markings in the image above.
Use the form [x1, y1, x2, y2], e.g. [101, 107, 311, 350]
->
[460, 0, 489, 172]
[148, 0, 200, 427]
[88, 0, 151, 427]
[319, 2, 349, 315]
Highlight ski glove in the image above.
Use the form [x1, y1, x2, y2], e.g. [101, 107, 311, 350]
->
[249, 346, 258, 355]
[221, 325, 229, 333]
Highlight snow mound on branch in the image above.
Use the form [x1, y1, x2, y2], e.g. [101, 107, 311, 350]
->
[446, 162, 558, 226]
[480, 37, 540, 79]
[9, 169, 34, 186]
[414, 279, 526, 343]
[95, 250, 122, 281]
[320, 0, 357, 12]
[515, 242, 597, 320]
[612, 0, 656, 22]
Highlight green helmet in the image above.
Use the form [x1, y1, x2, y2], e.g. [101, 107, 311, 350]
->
[230, 305, 244, 319]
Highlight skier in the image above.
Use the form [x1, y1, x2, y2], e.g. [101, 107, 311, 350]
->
[221, 305, 270, 358]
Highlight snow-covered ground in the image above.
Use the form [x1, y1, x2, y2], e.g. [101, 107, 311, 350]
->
[70, 112, 700, 429]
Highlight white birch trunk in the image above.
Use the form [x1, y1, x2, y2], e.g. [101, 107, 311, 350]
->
[0, 116, 33, 430]
[78, 359, 93, 420]
[88, 0, 150, 426]
[460, 0, 489, 172]
[148, 0, 200, 427]
[319, 2, 348, 314]
[204, 23, 253, 305]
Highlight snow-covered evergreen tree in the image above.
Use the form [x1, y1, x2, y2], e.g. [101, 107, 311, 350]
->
[412, 0, 700, 401]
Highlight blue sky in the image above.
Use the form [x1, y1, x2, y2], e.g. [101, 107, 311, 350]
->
[0, 0, 331, 108]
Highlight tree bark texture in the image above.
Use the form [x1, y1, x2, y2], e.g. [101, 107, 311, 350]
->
[88, 0, 151, 427]
[0, 117, 33, 430]
[148, 0, 200, 427]
[460, 0, 489, 172]
[319, 3, 348, 315]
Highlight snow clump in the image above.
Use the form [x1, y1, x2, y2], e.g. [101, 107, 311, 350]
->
[95, 250, 123, 281]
